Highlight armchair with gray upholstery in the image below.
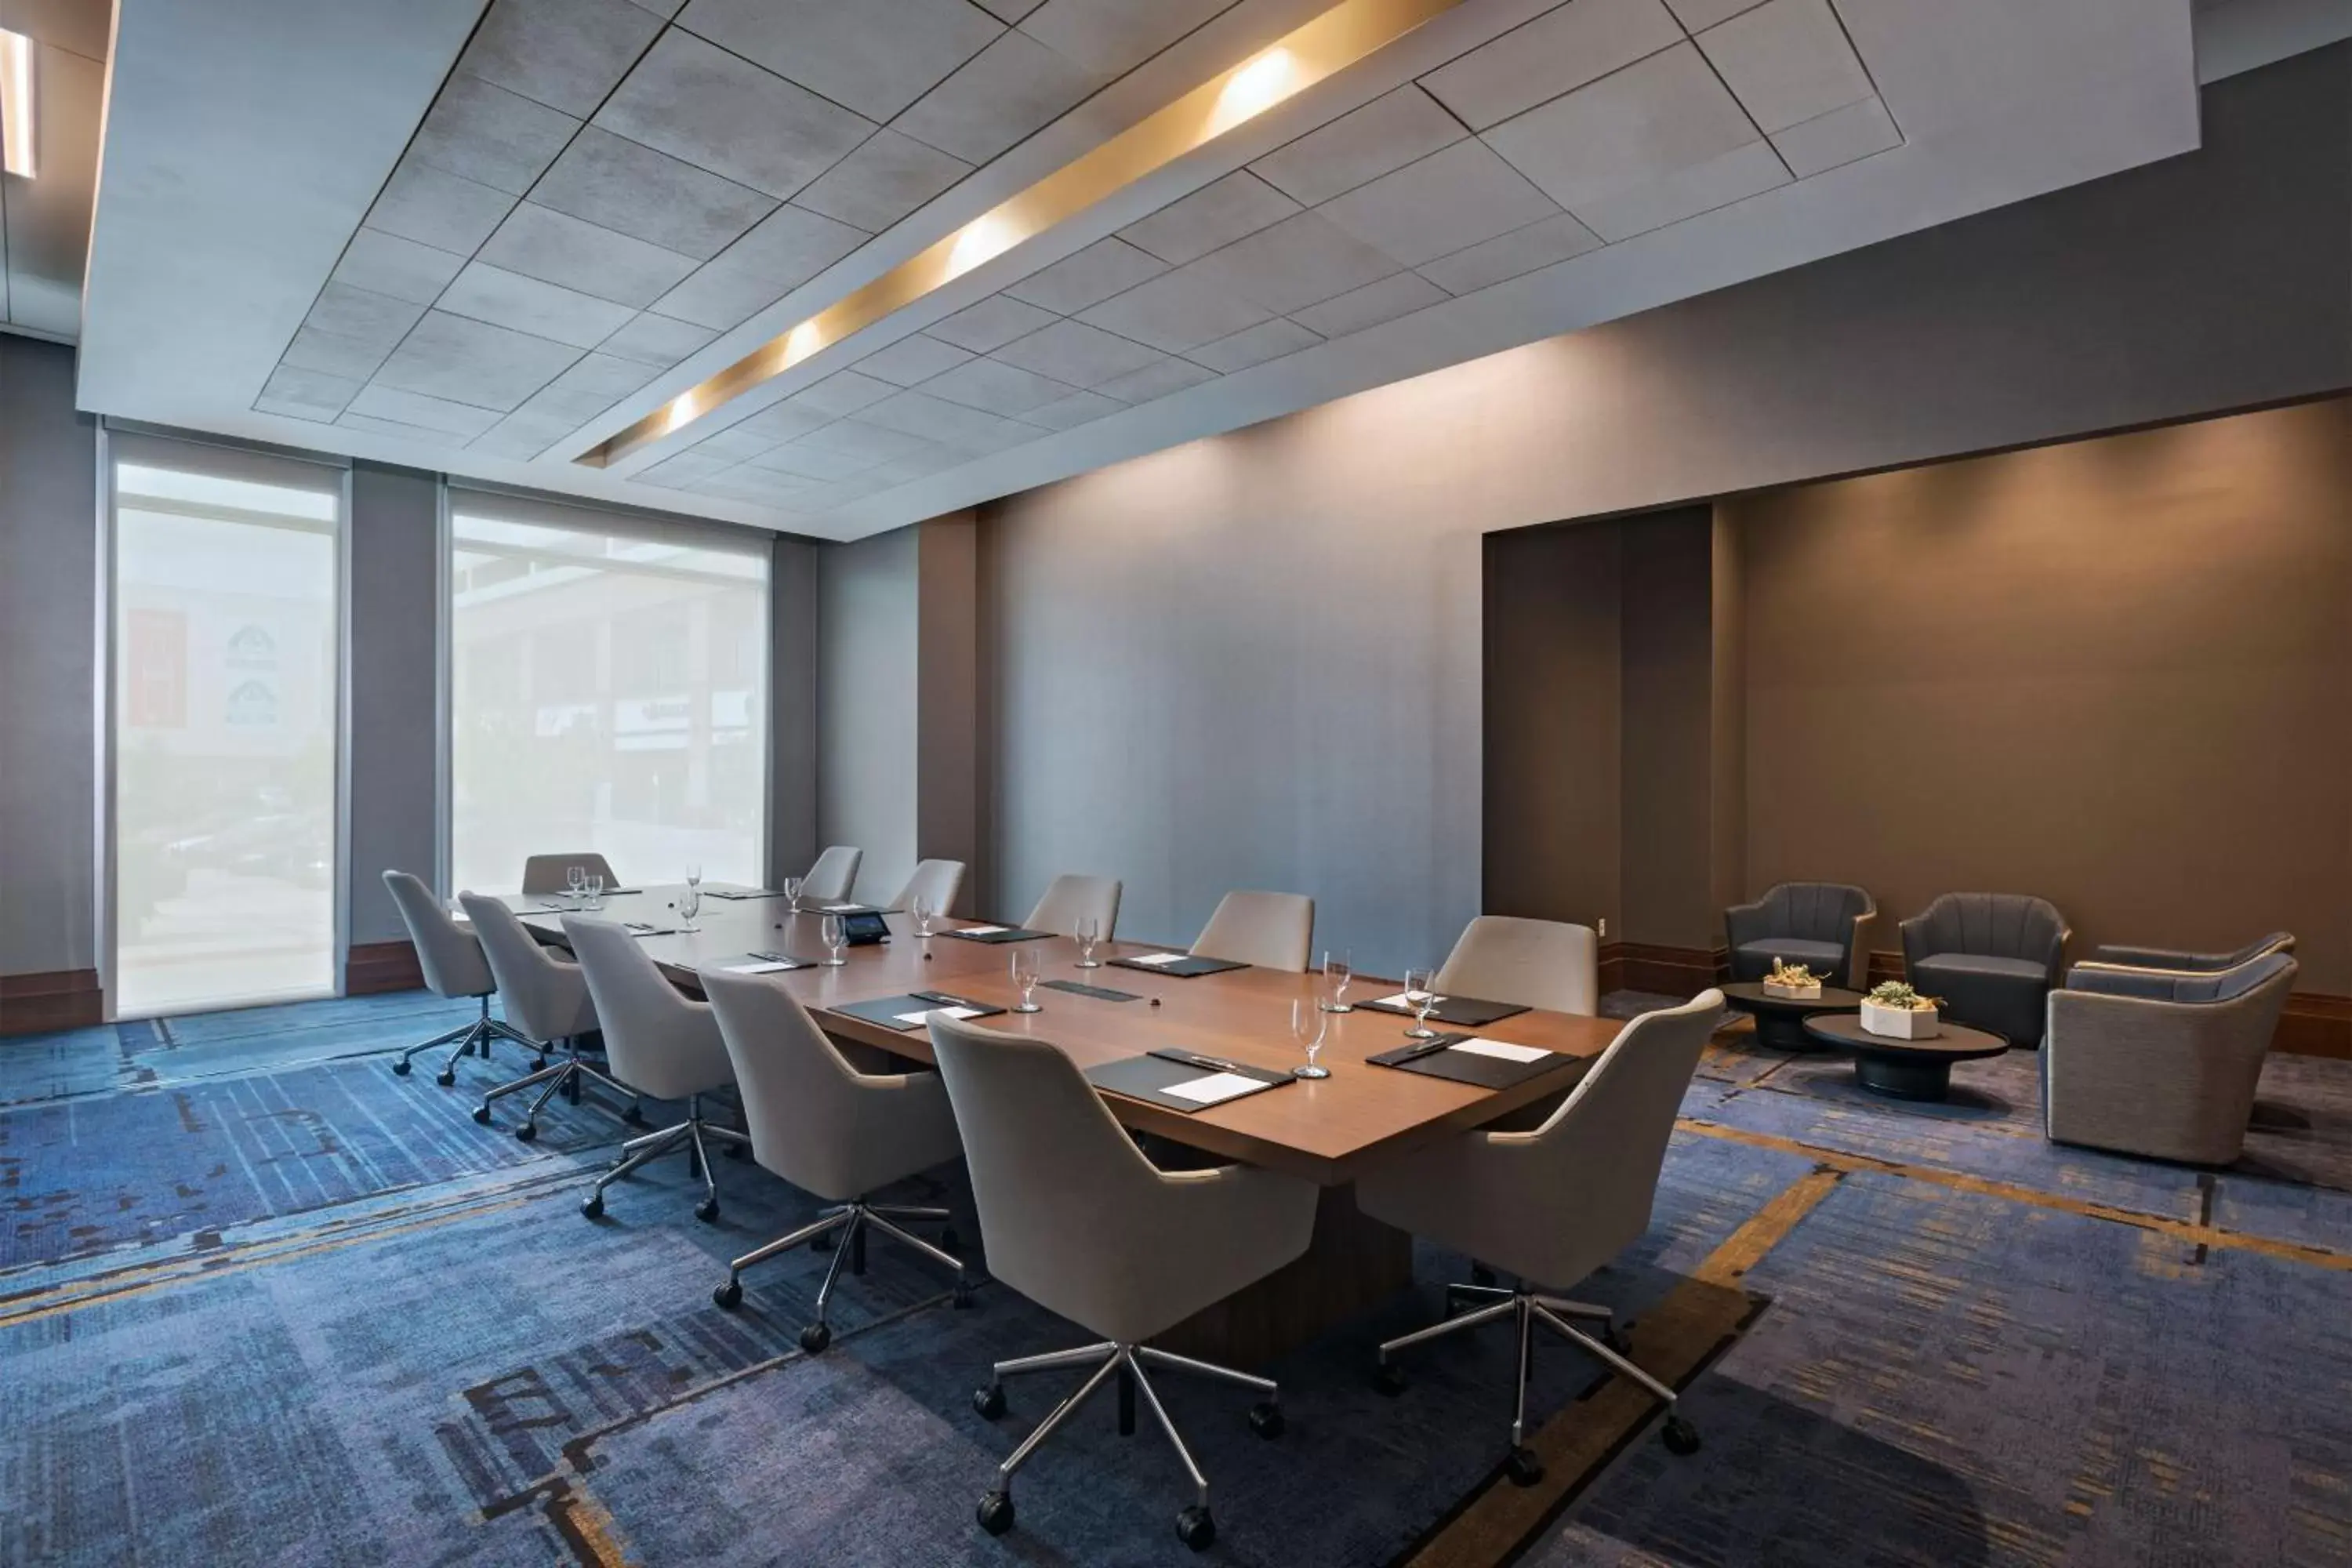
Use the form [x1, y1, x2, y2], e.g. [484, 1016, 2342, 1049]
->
[1900, 893, 2071, 1049]
[2044, 951, 2298, 1164]
[2079, 931, 2295, 979]
[1723, 883, 1876, 989]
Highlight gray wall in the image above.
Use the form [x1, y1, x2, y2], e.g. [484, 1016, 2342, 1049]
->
[979, 49, 2352, 978]
[0, 336, 99, 977]
[768, 536, 821, 890]
[817, 524, 920, 906]
[344, 462, 439, 947]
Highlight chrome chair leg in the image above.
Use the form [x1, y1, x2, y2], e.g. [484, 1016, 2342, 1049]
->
[1376, 1283, 1702, 1479]
[391, 1019, 474, 1076]
[710, 1198, 970, 1345]
[578, 1098, 727, 1223]
[972, 1339, 1279, 1549]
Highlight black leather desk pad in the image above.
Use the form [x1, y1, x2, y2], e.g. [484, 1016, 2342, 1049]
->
[829, 992, 1006, 1032]
[1086, 1051, 1294, 1113]
[1041, 978, 1141, 1002]
[943, 927, 1053, 945]
[1108, 954, 1249, 979]
[1367, 1033, 1560, 1089]
[1355, 993, 1531, 1027]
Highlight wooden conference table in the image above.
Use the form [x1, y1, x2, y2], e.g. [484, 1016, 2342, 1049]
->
[507, 884, 1624, 1363]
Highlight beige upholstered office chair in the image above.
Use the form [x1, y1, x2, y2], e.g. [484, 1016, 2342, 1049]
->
[1192, 890, 1314, 972]
[927, 1011, 1316, 1552]
[563, 916, 748, 1223]
[801, 844, 863, 903]
[383, 869, 535, 1083]
[1360, 991, 1724, 1483]
[1025, 873, 1121, 938]
[700, 967, 970, 1350]
[520, 852, 622, 896]
[887, 858, 966, 916]
[459, 892, 630, 1139]
[1436, 916, 1599, 1016]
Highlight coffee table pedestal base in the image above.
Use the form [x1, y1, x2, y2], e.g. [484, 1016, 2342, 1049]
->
[1853, 1052, 1957, 1101]
[1755, 1011, 1824, 1051]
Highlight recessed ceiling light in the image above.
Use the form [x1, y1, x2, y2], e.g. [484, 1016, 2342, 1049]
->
[0, 30, 34, 180]
[576, 0, 1468, 471]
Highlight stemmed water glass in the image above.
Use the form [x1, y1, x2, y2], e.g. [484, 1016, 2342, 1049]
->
[678, 881, 701, 934]
[565, 865, 586, 907]
[821, 913, 847, 967]
[782, 876, 804, 914]
[910, 896, 935, 938]
[1074, 915, 1102, 969]
[1321, 949, 1353, 1013]
[1402, 967, 1440, 1040]
[1291, 996, 1330, 1079]
[1011, 947, 1042, 1012]
[586, 873, 605, 911]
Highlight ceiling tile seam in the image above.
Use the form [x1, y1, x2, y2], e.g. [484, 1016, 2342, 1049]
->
[1680, 20, 1801, 183]
[260, 0, 677, 426]
[657, 26, 912, 149]
[1810, 0, 1905, 144]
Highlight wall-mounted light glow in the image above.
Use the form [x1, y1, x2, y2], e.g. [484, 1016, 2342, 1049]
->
[577, 0, 1468, 471]
[1211, 49, 1298, 134]
[0, 30, 34, 180]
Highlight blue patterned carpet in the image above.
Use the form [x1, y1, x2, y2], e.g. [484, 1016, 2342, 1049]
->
[2, 996, 2348, 1566]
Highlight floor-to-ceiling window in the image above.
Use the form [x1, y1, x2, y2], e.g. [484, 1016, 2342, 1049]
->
[109, 434, 343, 1017]
[447, 490, 768, 896]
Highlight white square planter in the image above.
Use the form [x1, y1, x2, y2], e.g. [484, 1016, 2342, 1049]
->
[1762, 980, 1822, 1000]
[1860, 1000, 1940, 1039]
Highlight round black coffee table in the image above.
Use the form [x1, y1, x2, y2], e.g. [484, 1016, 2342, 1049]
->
[1720, 981, 1865, 1051]
[1800, 1012, 2009, 1101]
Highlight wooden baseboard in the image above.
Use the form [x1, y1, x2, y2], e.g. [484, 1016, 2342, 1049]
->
[0, 969, 105, 1036]
[345, 939, 424, 996]
[1599, 942, 1726, 997]
[1869, 949, 2348, 1059]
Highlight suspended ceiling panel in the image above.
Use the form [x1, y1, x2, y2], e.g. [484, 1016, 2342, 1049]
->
[79, 0, 2202, 539]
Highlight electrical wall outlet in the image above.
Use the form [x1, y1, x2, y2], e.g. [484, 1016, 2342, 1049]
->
[1597, 917, 1607, 939]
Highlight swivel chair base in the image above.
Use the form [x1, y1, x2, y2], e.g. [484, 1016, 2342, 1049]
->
[1374, 1283, 1700, 1483]
[970, 1338, 1285, 1552]
[470, 1039, 636, 1140]
[392, 996, 536, 1085]
[577, 1094, 748, 1223]
[710, 1200, 968, 1352]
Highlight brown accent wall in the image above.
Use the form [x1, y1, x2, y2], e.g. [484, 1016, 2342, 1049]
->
[1733, 397, 2352, 994]
[1619, 512, 1719, 950]
[1484, 521, 1621, 934]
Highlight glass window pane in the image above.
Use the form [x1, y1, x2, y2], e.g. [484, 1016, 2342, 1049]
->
[448, 498, 768, 895]
[112, 452, 340, 1017]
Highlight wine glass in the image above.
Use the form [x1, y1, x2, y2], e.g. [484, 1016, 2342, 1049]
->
[586, 873, 604, 911]
[1074, 915, 1102, 969]
[1403, 967, 1440, 1040]
[685, 862, 702, 898]
[1011, 947, 1042, 1013]
[1322, 948, 1353, 1013]
[1291, 996, 1330, 1080]
[821, 913, 847, 967]
[910, 896, 935, 938]
[678, 881, 701, 934]
[782, 875, 804, 913]
[565, 865, 586, 906]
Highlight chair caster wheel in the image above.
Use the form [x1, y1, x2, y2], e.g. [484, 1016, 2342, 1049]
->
[435, 1070, 456, 1087]
[713, 1279, 742, 1310]
[1471, 1264, 1497, 1287]
[1661, 1415, 1701, 1455]
[532, 1057, 548, 1072]
[1599, 1323, 1626, 1354]
[471, 1105, 491, 1124]
[952, 1284, 975, 1310]
[1372, 1363, 1406, 1397]
[695, 1199, 720, 1224]
[976, 1490, 1014, 1535]
[1505, 1446, 1544, 1487]
[622, 1107, 647, 1127]
[580, 1193, 604, 1219]
[799, 1322, 831, 1354]
[514, 1122, 538, 1142]
[973, 1385, 1006, 1421]
[1175, 1504, 1216, 1552]
[722, 1142, 748, 1160]
[940, 1226, 960, 1252]
[1247, 1402, 1284, 1439]
[391, 1060, 412, 1077]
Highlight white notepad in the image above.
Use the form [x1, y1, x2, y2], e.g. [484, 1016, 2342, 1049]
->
[1450, 1037, 1549, 1063]
[822, 902, 863, 913]
[1370, 991, 1445, 1008]
[1163, 1071, 1265, 1105]
[1128, 952, 1188, 967]
[895, 1005, 985, 1026]
[720, 960, 794, 975]
[959, 924, 1007, 935]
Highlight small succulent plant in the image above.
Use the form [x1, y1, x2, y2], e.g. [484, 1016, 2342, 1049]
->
[1766, 959, 1820, 987]
[1867, 981, 1938, 1011]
